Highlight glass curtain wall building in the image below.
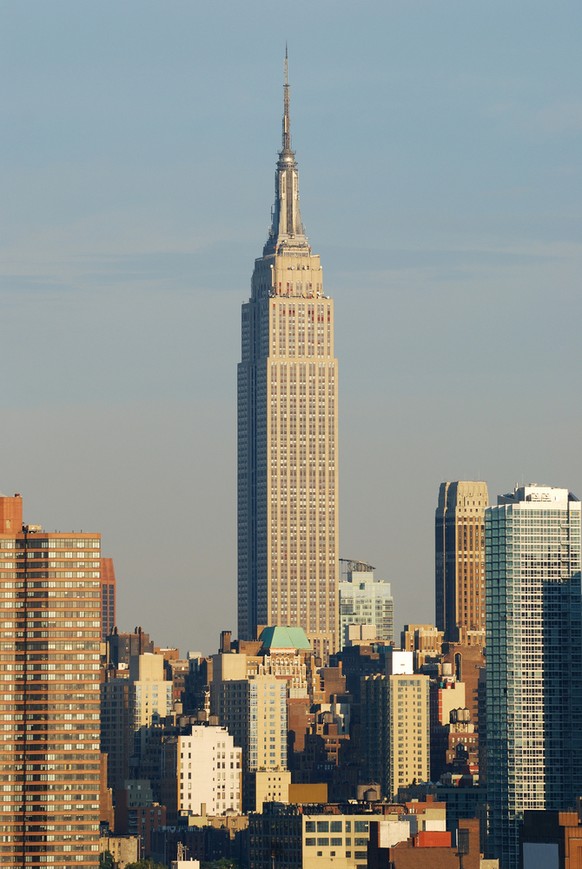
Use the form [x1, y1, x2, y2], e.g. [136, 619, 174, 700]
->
[339, 560, 394, 646]
[485, 484, 582, 869]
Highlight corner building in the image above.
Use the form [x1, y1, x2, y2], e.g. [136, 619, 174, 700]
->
[238, 57, 339, 660]
[0, 493, 102, 868]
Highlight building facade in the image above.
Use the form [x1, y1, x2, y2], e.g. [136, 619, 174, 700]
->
[106, 628, 154, 667]
[129, 653, 173, 763]
[101, 651, 172, 797]
[237, 55, 339, 660]
[100, 557, 116, 640]
[213, 673, 287, 774]
[0, 492, 102, 868]
[485, 484, 582, 869]
[101, 674, 132, 792]
[177, 725, 242, 816]
[249, 803, 394, 869]
[361, 671, 430, 800]
[339, 561, 394, 647]
[211, 656, 288, 810]
[435, 481, 489, 643]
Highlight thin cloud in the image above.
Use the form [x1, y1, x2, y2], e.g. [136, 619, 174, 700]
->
[486, 97, 582, 138]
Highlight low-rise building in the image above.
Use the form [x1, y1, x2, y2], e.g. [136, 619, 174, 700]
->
[249, 803, 410, 869]
[521, 809, 582, 869]
[99, 835, 139, 869]
[368, 817, 482, 869]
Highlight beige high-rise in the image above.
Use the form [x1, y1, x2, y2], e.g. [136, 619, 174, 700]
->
[361, 671, 431, 800]
[238, 55, 339, 660]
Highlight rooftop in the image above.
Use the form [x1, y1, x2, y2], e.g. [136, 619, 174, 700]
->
[259, 626, 311, 651]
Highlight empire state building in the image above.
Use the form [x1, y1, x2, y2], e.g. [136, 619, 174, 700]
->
[238, 56, 339, 660]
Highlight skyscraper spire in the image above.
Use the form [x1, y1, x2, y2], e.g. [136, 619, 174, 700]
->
[264, 47, 307, 254]
[282, 44, 291, 156]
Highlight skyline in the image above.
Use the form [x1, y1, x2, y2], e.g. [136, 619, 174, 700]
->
[1, 2, 581, 655]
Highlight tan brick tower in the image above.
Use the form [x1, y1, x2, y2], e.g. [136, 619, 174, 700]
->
[435, 481, 489, 644]
[238, 53, 339, 661]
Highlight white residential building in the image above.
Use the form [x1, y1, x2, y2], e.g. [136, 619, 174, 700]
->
[178, 726, 242, 816]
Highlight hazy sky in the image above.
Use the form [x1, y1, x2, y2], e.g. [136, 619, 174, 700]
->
[1, 1, 581, 656]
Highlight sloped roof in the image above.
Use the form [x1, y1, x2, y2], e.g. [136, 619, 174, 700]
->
[259, 625, 312, 651]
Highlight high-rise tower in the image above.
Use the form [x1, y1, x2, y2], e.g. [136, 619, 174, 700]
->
[238, 54, 339, 660]
[485, 484, 582, 869]
[435, 481, 488, 643]
[0, 492, 101, 868]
